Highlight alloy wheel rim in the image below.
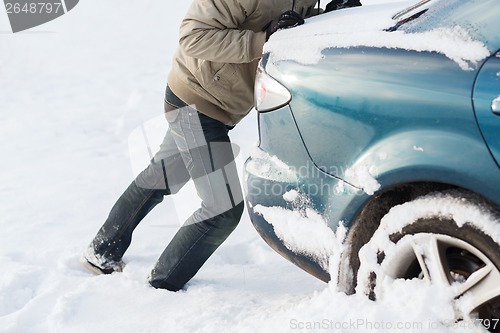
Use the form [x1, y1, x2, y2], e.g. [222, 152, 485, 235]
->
[381, 233, 500, 330]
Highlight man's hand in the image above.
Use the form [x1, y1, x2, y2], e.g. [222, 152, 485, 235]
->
[264, 10, 305, 41]
[325, 0, 361, 13]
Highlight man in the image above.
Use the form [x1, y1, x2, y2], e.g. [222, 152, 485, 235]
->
[80, 0, 318, 292]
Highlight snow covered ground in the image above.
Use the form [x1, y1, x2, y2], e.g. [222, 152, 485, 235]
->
[0, 1, 485, 332]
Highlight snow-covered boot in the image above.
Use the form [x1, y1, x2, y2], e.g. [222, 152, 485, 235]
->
[80, 246, 125, 275]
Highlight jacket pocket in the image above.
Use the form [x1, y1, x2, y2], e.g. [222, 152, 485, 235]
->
[195, 61, 238, 95]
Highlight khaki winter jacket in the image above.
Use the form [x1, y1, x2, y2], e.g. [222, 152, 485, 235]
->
[168, 0, 318, 125]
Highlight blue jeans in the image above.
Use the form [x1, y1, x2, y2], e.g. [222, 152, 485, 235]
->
[89, 86, 244, 291]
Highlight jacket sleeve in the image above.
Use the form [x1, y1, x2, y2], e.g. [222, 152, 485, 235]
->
[178, 0, 267, 64]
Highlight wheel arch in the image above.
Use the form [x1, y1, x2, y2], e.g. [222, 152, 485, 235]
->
[341, 129, 500, 205]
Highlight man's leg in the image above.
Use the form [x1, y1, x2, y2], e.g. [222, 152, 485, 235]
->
[148, 110, 244, 291]
[83, 127, 191, 272]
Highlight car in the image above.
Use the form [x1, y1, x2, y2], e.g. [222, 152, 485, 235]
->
[244, 0, 500, 330]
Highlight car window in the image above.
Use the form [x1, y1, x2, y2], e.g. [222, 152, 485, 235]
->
[400, 0, 500, 52]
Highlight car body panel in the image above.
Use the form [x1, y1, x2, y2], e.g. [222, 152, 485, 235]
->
[265, 47, 500, 204]
[245, 106, 330, 281]
[473, 52, 500, 168]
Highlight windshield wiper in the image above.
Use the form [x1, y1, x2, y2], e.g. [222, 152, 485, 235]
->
[386, 9, 428, 32]
[392, 0, 432, 20]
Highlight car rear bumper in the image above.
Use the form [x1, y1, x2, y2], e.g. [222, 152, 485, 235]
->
[243, 105, 371, 283]
[244, 148, 330, 282]
[244, 144, 365, 283]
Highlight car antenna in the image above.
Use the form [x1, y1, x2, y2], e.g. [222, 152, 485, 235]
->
[292, 0, 295, 11]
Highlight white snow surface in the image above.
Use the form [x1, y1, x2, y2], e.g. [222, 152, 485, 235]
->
[345, 165, 381, 195]
[0, 1, 491, 332]
[254, 205, 335, 271]
[254, 189, 348, 279]
[246, 147, 299, 182]
[361, 191, 500, 249]
[265, 0, 490, 70]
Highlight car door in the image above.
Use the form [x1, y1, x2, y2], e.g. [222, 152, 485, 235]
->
[473, 51, 500, 168]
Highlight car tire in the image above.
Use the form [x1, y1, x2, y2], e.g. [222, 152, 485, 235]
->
[356, 190, 500, 332]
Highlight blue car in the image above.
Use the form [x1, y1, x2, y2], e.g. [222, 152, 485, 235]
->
[244, 0, 499, 328]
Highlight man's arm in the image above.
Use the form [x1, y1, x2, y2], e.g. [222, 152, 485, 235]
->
[179, 0, 266, 64]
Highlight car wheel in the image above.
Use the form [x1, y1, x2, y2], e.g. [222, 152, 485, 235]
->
[357, 191, 500, 332]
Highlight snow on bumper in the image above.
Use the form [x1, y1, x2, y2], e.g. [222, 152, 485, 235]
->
[244, 147, 357, 283]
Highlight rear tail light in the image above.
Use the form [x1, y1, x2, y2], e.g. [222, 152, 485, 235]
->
[254, 62, 292, 112]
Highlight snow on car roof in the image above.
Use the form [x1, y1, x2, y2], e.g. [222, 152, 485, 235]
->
[264, 0, 490, 71]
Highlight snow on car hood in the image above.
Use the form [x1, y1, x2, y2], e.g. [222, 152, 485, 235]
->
[264, 1, 490, 70]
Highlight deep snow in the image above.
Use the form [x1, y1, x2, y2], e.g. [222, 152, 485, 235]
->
[0, 1, 490, 332]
